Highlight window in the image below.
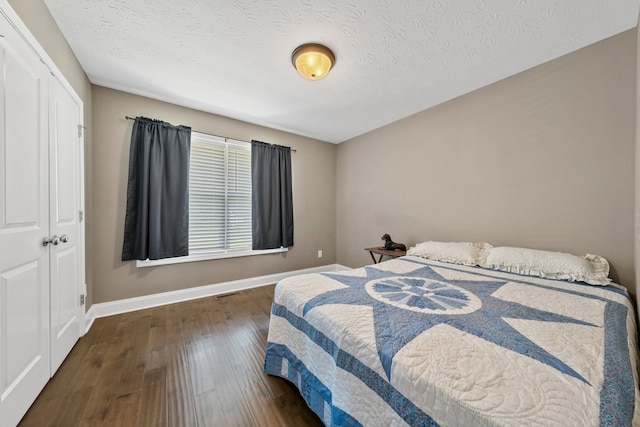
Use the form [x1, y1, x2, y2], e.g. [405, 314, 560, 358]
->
[189, 132, 252, 253]
[136, 131, 287, 267]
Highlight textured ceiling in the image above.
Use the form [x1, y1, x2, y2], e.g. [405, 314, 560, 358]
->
[43, 0, 639, 144]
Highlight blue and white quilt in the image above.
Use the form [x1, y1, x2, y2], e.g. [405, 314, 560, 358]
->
[264, 256, 640, 426]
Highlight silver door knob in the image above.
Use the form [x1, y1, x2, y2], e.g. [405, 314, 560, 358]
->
[60, 235, 69, 243]
[42, 235, 60, 246]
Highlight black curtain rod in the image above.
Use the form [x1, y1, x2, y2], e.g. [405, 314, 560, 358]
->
[124, 116, 296, 152]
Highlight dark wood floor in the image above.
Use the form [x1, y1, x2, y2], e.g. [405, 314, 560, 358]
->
[19, 285, 324, 427]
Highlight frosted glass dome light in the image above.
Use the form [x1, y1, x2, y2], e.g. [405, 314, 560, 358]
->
[291, 43, 335, 80]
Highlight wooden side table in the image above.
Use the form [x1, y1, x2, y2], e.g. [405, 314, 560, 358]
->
[365, 247, 407, 264]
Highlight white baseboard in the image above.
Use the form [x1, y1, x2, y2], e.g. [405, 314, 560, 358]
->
[84, 263, 350, 333]
[84, 305, 96, 335]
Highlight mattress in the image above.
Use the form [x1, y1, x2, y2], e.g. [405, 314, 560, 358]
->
[264, 255, 640, 426]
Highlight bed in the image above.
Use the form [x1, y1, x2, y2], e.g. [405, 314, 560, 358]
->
[263, 243, 640, 426]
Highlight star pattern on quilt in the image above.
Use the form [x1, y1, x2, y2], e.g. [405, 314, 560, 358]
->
[366, 276, 480, 315]
[302, 264, 597, 383]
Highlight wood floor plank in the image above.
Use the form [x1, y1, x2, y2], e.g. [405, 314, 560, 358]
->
[194, 389, 226, 427]
[147, 310, 167, 371]
[215, 385, 258, 427]
[165, 303, 198, 427]
[113, 311, 151, 397]
[241, 378, 289, 427]
[76, 359, 125, 426]
[18, 285, 323, 427]
[102, 388, 143, 427]
[137, 367, 167, 427]
[46, 386, 94, 427]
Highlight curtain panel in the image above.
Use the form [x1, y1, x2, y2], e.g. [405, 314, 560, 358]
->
[122, 117, 191, 261]
[251, 140, 294, 250]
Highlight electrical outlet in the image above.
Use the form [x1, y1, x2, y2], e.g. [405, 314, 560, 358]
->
[318, 250, 323, 258]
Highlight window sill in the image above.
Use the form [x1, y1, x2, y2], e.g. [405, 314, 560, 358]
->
[136, 247, 288, 268]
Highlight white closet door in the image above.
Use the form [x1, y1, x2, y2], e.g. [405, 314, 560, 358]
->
[49, 76, 82, 375]
[0, 13, 51, 427]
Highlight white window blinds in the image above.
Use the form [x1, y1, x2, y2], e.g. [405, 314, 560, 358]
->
[188, 132, 252, 253]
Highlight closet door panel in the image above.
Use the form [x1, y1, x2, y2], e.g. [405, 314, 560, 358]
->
[49, 76, 82, 375]
[2, 263, 41, 383]
[0, 14, 51, 427]
[4, 52, 40, 225]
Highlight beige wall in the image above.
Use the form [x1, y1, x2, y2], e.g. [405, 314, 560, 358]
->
[92, 86, 336, 303]
[636, 20, 640, 312]
[337, 30, 637, 296]
[7, 0, 95, 307]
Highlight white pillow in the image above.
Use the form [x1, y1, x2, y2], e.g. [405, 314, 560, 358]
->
[481, 246, 611, 286]
[407, 241, 492, 266]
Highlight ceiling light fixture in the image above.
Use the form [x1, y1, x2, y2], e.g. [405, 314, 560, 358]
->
[291, 43, 335, 80]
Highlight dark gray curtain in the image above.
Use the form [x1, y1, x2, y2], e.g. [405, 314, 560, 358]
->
[251, 140, 294, 249]
[122, 117, 191, 261]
